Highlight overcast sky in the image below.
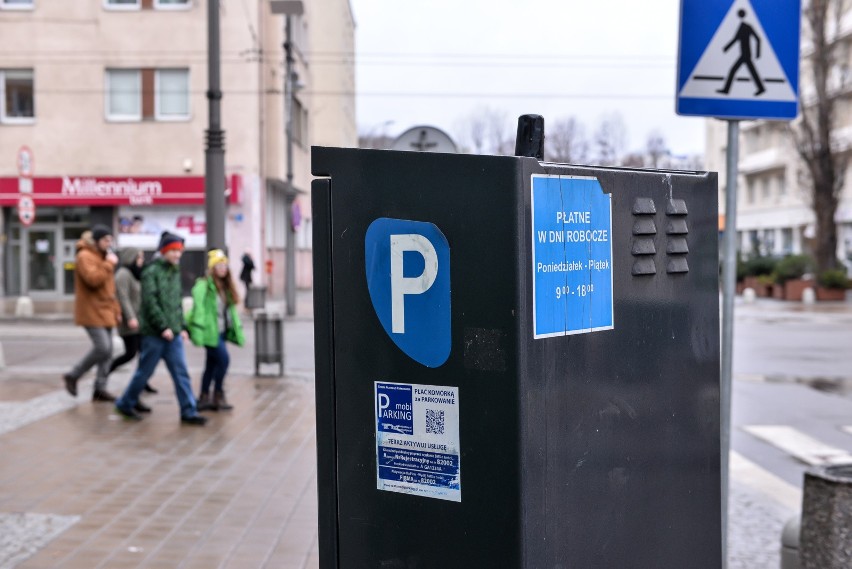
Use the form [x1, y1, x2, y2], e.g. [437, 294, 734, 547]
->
[349, 0, 708, 157]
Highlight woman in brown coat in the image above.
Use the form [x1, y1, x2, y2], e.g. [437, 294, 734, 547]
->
[62, 225, 121, 401]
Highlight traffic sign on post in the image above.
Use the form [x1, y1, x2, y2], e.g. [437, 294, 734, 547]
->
[17, 146, 34, 178]
[17, 195, 35, 226]
[676, 0, 801, 120]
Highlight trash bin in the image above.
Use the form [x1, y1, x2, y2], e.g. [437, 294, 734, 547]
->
[254, 310, 283, 376]
[800, 464, 852, 569]
[312, 146, 721, 568]
[245, 285, 267, 310]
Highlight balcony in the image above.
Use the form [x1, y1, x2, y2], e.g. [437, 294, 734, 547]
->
[739, 147, 789, 175]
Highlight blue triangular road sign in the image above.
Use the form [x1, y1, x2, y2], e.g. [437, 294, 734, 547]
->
[677, 0, 801, 120]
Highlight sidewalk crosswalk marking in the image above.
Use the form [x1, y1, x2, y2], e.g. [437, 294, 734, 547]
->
[743, 425, 852, 466]
[729, 450, 801, 512]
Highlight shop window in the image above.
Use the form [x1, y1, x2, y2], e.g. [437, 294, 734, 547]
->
[0, 69, 35, 124]
[0, 0, 34, 10]
[106, 68, 189, 122]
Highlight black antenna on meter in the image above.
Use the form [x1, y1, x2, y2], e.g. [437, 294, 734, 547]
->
[514, 114, 545, 160]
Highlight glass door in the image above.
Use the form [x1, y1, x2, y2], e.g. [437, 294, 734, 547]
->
[23, 227, 60, 296]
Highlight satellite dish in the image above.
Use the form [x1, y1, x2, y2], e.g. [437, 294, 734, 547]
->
[391, 126, 458, 154]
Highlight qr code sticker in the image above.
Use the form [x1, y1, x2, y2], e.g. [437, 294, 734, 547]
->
[425, 409, 445, 435]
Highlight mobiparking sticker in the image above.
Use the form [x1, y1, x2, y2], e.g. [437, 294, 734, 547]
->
[375, 381, 461, 502]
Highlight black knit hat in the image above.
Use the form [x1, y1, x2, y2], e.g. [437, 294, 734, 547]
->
[158, 231, 185, 253]
[91, 224, 113, 241]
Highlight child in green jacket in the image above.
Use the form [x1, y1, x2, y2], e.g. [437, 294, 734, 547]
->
[187, 249, 245, 411]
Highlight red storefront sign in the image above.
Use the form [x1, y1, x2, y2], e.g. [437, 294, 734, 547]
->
[0, 176, 205, 207]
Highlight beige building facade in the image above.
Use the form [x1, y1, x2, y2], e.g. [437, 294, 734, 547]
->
[0, 0, 355, 298]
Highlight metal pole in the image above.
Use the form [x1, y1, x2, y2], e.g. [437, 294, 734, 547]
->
[720, 118, 739, 569]
[284, 15, 297, 316]
[205, 0, 226, 251]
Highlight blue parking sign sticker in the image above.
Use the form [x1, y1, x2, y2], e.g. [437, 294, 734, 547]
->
[375, 381, 461, 502]
[531, 175, 614, 339]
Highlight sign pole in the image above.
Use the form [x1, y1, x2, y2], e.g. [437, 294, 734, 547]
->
[720, 118, 739, 569]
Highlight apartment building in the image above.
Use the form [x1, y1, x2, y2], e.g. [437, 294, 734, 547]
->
[0, 0, 355, 298]
[706, 8, 852, 270]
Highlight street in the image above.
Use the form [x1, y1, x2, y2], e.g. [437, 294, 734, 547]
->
[0, 295, 851, 568]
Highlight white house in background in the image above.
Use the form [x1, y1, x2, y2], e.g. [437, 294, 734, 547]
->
[705, 7, 852, 271]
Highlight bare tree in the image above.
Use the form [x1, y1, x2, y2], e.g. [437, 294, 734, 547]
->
[646, 130, 669, 169]
[456, 112, 488, 154]
[546, 117, 589, 163]
[484, 107, 514, 155]
[593, 113, 627, 166]
[456, 106, 514, 155]
[790, 0, 847, 272]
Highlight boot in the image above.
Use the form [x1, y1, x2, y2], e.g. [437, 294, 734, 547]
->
[197, 392, 217, 412]
[213, 391, 233, 411]
[92, 389, 116, 402]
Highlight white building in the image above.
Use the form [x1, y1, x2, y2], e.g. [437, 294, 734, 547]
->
[0, 0, 355, 298]
[705, 6, 852, 270]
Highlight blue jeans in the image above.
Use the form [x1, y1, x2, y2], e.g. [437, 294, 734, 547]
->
[200, 333, 230, 395]
[116, 334, 198, 418]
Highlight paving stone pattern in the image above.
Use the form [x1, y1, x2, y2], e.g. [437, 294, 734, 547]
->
[0, 374, 319, 569]
[729, 481, 796, 569]
[0, 513, 80, 568]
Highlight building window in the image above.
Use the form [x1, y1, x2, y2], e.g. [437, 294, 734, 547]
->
[105, 0, 190, 10]
[761, 178, 771, 202]
[782, 228, 793, 254]
[106, 68, 189, 122]
[292, 97, 308, 148]
[0, 69, 35, 124]
[106, 69, 141, 121]
[746, 179, 755, 204]
[155, 0, 190, 9]
[0, 0, 34, 10]
[104, 0, 140, 10]
[777, 174, 786, 200]
[155, 69, 190, 120]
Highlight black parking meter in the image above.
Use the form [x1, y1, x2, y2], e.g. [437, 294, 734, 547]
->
[312, 146, 721, 568]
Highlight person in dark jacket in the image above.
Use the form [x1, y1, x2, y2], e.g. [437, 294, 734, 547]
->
[62, 225, 121, 401]
[239, 251, 255, 297]
[107, 247, 157, 392]
[187, 249, 245, 411]
[114, 232, 206, 425]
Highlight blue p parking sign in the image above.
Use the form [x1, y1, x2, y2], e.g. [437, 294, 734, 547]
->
[365, 218, 451, 368]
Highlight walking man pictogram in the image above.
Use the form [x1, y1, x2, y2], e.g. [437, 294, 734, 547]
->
[717, 9, 765, 96]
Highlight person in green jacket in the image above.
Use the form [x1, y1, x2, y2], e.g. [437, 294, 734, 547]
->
[115, 232, 206, 425]
[187, 249, 245, 411]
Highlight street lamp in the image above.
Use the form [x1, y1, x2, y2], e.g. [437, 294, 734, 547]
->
[270, 0, 303, 317]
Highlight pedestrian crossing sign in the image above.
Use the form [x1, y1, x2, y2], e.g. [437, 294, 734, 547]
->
[676, 0, 801, 120]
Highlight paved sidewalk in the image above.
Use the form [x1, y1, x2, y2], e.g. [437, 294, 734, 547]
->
[0, 291, 834, 568]
[0, 372, 318, 569]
